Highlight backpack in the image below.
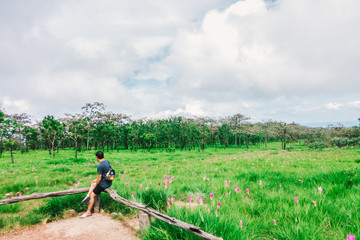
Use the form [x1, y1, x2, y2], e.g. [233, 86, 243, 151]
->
[105, 161, 115, 181]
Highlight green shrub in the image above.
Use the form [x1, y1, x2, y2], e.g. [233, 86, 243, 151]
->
[308, 142, 327, 149]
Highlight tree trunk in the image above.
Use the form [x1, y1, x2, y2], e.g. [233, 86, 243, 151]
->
[74, 141, 78, 159]
[201, 138, 205, 152]
[235, 134, 237, 148]
[10, 148, 14, 164]
[246, 135, 250, 149]
[283, 128, 286, 150]
[265, 135, 268, 147]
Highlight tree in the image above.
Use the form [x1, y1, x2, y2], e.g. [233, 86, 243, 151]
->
[0, 110, 4, 156]
[63, 113, 86, 158]
[81, 102, 106, 150]
[229, 114, 250, 148]
[40, 115, 64, 158]
[3, 114, 22, 163]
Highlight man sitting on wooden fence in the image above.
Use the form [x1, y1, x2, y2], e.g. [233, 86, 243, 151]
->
[80, 151, 113, 218]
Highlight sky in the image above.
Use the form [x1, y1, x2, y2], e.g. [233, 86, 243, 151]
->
[1, 0, 360, 125]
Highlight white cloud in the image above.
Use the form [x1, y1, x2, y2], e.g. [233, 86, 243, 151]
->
[325, 102, 343, 110]
[1, 97, 31, 113]
[349, 100, 360, 108]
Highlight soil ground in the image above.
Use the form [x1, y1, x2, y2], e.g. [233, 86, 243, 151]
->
[0, 214, 139, 240]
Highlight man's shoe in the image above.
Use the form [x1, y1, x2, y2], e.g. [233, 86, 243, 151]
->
[80, 213, 92, 218]
[81, 196, 91, 205]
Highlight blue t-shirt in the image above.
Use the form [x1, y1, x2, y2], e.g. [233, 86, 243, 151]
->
[97, 160, 112, 188]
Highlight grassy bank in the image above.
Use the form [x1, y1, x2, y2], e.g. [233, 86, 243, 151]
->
[0, 143, 359, 239]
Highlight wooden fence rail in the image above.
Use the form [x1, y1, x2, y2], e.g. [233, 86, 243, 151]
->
[0, 188, 223, 240]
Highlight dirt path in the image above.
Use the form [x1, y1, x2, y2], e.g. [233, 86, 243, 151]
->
[0, 214, 139, 240]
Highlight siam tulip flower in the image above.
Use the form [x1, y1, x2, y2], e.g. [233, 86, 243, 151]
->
[149, 180, 152, 184]
[224, 180, 227, 186]
[124, 171, 126, 174]
[209, 193, 213, 200]
[167, 202, 171, 208]
[171, 197, 175, 203]
[171, 176, 174, 181]
[207, 208, 210, 213]
[126, 182, 129, 186]
[246, 188, 250, 195]
[279, 183, 282, 188]
[298, 179, 303, 183]
[139, 184, 143, 188]
[167, 198, 170, 203]
[226, 192, 229, 197]
[203, 176, 206, 181]
[49, 181, 51, 184]
[259, 180, 262, 185]
[132, 192, 135, 196]
[89, 174, 92, 179]
[188, 196, 193, 203]
[36, 179, 38, 184]
[234, 185, 237, 189]
[273, 219, 277, 225]
[198, 196, 203, 204]
[166, 179, 171, 184]
[143, 171, 145, 174]
[313, 201, 317, 207]
[240, 220, 243, 227]
[318, 187, 322, 194]
[347, 235, 355, 240]
[207, 178, 210, 181]
[215, 210, 218, 217]
[295, 196, 299, 203]
[55, 181, 56, 184]
[236, 188, 240, 193]
[164, 175, 168, 180]
[217, 202, 221, 208]
[19, 192, 22, 196]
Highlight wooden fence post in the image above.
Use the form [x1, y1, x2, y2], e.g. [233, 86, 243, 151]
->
[94, 195, 100, 213]
[139, 211, 151, 231]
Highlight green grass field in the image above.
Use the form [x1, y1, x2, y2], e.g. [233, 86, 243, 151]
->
[0, 143, 359, 239]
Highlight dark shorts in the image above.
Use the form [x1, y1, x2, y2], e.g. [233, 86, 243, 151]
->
[93, 185, 106, 195]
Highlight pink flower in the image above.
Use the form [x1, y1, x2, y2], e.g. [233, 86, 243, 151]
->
[209, 193, 213, 200]
[145, 186, 149, 191]
[203, 176, 206, 181]
[139, 184, 143, 188]
[294, 196, 299, 203]
[226, 192, 229, 197]
[273, 219, 277, 225]
[171, 197, 175, 203]
[240, 220, 243, 227]
[164, 175, 168, 180]
[36, 179, 38, 184]
[167, 198, 170, 203]
[49, 181, 51, 184]
[234, 185, 237, 189]
[126, 182, 129, 186]
[224, 180, 227, 185]
[132, 192, 135, 196]
[347, 235, 355, 240]
[89, 174, 92, 179]
[143, 171, 145, 174]
[259, 180, 262, 185]
[171, 176, 174, 181]
[167, 202, 171, 208]
[246, 188, 250, 194]
[19, 192, 22, 196]
[198, 196, 203, 204]
[217, 202, 221, 208]
[188, 196, 193, 203]
[149, 180, 152, 184]
[298, 179, 303, 183]
[313, 201, 317, 207]
[166, 179, 171, 184]
[318, 186, 322, 194]
[279, 183, 282, 188]
[236, 188, 240, 193]
[215, 210, 218, 217]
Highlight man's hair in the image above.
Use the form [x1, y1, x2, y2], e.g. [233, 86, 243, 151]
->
[95, 151, 104, 159]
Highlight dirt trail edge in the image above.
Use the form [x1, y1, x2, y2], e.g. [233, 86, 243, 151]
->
[0, 214, 139, 240]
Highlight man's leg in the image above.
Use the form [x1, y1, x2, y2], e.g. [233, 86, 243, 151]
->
[86, 181, 97, 198]
[85, 191, 96, 215]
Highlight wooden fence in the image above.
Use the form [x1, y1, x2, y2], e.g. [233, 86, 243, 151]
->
[0, 188, 222, 240]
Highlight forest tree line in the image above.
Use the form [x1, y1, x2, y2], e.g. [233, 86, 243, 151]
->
[0, 102, 359, 163]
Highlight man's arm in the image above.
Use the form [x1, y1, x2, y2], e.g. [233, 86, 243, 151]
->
[92, 174, 101, 186]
